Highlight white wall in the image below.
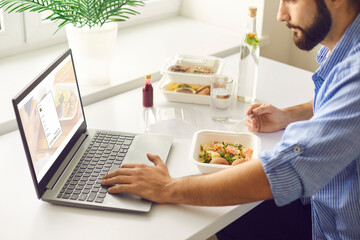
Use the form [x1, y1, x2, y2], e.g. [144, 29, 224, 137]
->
[290, 43, 320, 72]
[180, 0, 265, 39]
[180, 0, 320, 72]
[260, 0, 292, 64]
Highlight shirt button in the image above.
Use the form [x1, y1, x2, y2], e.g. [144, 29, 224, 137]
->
[294, 146, 301, 153]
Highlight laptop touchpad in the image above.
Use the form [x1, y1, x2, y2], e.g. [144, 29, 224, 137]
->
[124, 134, 173, 165]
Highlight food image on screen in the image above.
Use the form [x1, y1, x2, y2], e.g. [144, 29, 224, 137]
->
[53, 84, 78, 120]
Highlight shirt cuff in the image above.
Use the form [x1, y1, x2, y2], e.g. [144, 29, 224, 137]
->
[259, 146, 304, 206]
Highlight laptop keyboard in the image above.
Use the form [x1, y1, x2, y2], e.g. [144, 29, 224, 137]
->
[57, 131, 135, 203]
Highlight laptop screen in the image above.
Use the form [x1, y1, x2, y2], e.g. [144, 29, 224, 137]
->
[16, 53, 84, 182]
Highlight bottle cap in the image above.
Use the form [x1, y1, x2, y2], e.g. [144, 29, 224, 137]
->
[145, 74, 151, 84]
[249, 6, 257, 17]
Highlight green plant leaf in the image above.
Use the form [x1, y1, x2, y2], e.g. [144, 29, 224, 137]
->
[0, 0, 144, 31]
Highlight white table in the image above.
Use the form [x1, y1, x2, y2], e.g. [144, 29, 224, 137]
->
[0, 54, 314, 240]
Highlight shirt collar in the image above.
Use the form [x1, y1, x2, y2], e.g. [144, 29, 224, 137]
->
[314, 12, 360, 80]
[316, 46, 329, 64]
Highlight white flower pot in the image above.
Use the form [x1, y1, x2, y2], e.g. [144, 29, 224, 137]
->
[66, 23, 118, 86]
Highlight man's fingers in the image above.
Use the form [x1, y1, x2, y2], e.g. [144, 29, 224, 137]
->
[147, 153, 164, 166]
[101, 175, 133, 185]
[245, 103, 264, 115]
[103, 154, 163, 180]
[102, 167, 134, 179]
[252, 104, 270, 115]
[246, 117, 260, 132]
[120, 163, 138, 168]
[107, 184, 134, 194]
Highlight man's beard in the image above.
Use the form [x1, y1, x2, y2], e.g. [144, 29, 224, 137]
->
[287, 0, 332, 51]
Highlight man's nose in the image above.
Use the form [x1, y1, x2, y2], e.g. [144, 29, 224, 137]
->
[277, 0, 290, 22]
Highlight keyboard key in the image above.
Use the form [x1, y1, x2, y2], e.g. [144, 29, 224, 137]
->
[87, 180, 95, 185]
[97, 193, 107, 198]
[82, 189, 90, 194]
[100, 188, 108, 194]
[78, 181, 86, 186]
[112, 145, 121, 152]
[70, 194, 79, 200]
[87, 192, 96, 202]
[73, 189, 81, 195]
[123, 134, 135, 138]
[120, 148, 127, 153]
[78, 194, 87, 201]
[62, 194, 70, 199]
[75, 173, 82, 178]
[95, 198, 104, 203]
[65, 189, 73, 194]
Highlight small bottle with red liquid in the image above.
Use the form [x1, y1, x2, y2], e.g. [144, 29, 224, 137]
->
[142, 74, 153, 107]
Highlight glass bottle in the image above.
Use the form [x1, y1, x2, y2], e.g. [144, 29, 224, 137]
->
[237, 6, 260, 103]
[142, 74, 153, 107]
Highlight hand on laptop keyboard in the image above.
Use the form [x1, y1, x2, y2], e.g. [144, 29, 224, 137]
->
[58, 132, 134, 203]
[101, 153, 172, 203]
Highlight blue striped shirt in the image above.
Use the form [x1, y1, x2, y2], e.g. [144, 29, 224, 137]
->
[259, 13, 360, 239]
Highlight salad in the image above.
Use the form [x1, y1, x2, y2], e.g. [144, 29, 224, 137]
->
[199, 141, 253, 166]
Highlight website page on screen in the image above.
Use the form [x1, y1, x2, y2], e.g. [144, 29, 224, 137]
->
[17, 56, 84, 182]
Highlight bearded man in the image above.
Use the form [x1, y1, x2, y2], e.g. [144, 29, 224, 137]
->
[102, 0, 360, 239]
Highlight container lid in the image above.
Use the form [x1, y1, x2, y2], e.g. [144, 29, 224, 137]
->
[161, 54, 224, 84]
[142, 106, 198, 138]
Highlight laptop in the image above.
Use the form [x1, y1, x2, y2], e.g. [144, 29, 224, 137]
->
[12, 49, 173, 212]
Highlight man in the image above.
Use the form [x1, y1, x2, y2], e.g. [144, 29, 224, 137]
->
[102, 0, 360, 239]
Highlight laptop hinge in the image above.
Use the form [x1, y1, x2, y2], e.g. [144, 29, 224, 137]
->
[46, 133, 88, 190]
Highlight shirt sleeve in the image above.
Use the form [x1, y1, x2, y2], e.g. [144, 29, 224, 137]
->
[260, 56, 360, 206]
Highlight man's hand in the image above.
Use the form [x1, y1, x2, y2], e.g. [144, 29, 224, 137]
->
[246, 101, 314, 133]
[246, 103, 287, 133]
[101, 153, 173, 203]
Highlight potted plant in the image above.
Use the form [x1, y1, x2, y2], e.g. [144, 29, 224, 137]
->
[0, 0, 145, 85]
